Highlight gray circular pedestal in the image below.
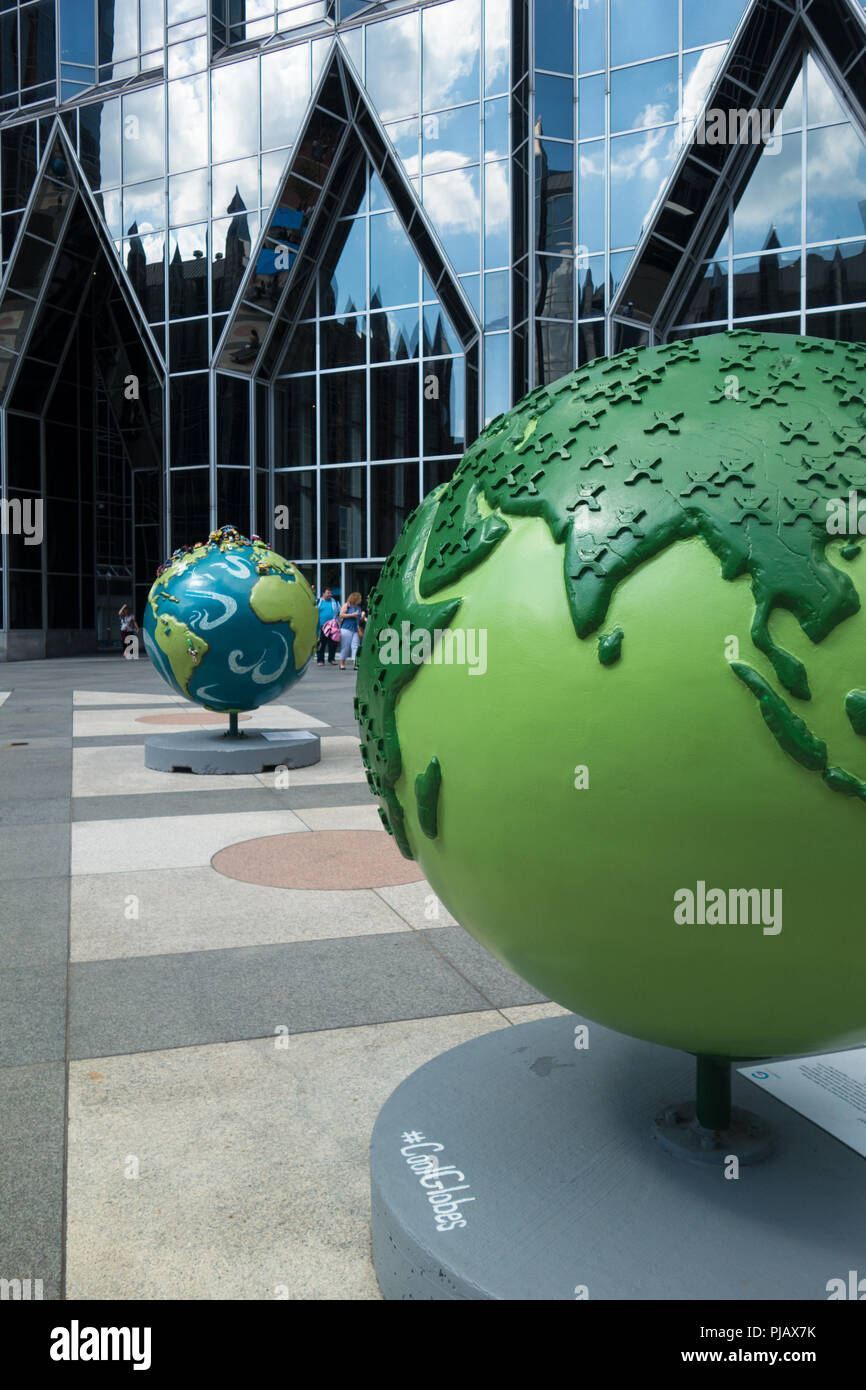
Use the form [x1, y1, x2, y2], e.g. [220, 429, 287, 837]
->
[370, 1014, 865, 1300]
[144, 728, 320, 774]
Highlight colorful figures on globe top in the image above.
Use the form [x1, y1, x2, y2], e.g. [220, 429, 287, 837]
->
[355, 329, 866, 1062]
[143, 525, 316, 713]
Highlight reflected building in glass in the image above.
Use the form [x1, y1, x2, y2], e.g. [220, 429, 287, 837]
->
[0, 0, 865, 653]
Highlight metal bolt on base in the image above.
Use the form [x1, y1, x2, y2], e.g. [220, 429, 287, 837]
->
[652, 1054, 774, 1166]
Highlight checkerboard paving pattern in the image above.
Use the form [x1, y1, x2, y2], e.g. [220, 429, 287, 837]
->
[0, 657, 562, 1299]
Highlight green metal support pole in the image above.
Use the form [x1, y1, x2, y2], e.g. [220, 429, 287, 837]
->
[228, 711, 239, 738]
[695, 1055, 731, 1131]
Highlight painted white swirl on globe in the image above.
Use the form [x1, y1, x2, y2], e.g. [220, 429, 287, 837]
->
[228, 633, 289, 684]
[213, 556, 251, 578]
[186, 591, 238, 629]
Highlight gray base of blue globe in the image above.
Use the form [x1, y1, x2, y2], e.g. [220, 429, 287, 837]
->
[144, 728, 320, 774]
[370, 1015, 863, 1300]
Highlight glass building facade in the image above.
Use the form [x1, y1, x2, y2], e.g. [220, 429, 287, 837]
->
[1, 0, 865, 654]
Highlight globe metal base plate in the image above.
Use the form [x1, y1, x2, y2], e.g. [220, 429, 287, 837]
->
[144, 728, 320, 774]
[652, 1101, 774, 1166]
[370, 1015, 864, 1300]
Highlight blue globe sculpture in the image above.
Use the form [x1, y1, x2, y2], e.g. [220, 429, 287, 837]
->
[142, 525, 317, 712]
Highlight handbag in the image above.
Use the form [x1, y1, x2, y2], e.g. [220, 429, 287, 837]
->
[322, 617, 342, 642]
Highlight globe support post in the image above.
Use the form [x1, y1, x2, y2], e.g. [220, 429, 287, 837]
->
[227, 712, 242, 739]
[695, 1054, 731, 1131]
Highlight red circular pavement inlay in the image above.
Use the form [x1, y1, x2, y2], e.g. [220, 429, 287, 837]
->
[211, 829, 424, 890]
[137, 712, 253, 725]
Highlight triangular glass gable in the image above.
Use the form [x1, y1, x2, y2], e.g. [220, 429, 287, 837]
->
[672, 54, 866, 332]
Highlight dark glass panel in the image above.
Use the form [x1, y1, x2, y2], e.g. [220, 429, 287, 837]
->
[612, 320, 648, 353]
[284, 319, 315, 372]
[170, 469, 210, 549]
[2, 125, 38, 210]
[732, 251, 800, 319]
[806, 241, 866, 310]
[170, 374, 209, 469]
[322, 315, 366, 369]
[577, 318, 605, 365]
[371, 462, 419, 555]
[217, 468, 249, 534]
[46, 497, 79, 572]
[370, 307, 419, 363]
[273, 469, 316, 560]
[216, 373, 250, 469]
[170, 317, 209, 372]
[730, 314, 799, 335]
[8, 233, 53, 297]
[6, 413, 40, 490]
[535, 73, 573, 142]
[47, 573, 79, 629]
[371, 362, 419, 460]
[217, 305, 270, 372]
[275, 376, 315, 468]
[322, 370, 365, 465]
[321, 466, 366, 558]
[169, 226, 208, 318]
[679, 259, 728, 324]
[423, 303, 459, 355]
[423, 356, 465, 455]
[423, 458, 459, 496]
[45, 422, 79, 499]
[805, 308, 866, 343]
[19, 0, 56, 91]
[536, 320, 573, 384]
[538, 253, 574, 318]
[536, 139, 573, 253]
[9, 571, 42, 628]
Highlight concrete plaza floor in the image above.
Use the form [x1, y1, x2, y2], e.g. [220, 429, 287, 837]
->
[0, 654, 565, 1299]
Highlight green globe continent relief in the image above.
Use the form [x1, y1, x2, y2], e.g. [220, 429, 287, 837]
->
[151, 611, 209, 696]
[356, 331, 866, 858]
[249, 558, 317, 670]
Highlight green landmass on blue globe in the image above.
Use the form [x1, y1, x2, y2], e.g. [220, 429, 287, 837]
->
[142, 525, 317, 712]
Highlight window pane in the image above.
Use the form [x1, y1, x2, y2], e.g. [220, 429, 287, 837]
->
[322, 314, 367, 368]
[610, 0, 677, 65]
[538, 253, 574, 317]
[806, 124, 866, 243]
[321, 467, 366, 557]
[423, 0, 480, 108]
[536, 140, 573, 252]
[275, 376, 316, 468]
[370, 307, 419, 362]
[683, 0, 748, 49]
[732, 250, 800, 319]
[806, 240, 866, 309]
[611, 57, 677, 133]
[535, 0, 573, 75]
[371, 362, 419, 459]
[321, 215, 366, 316]
[322, 370, 366, 464]
[733, 132, 802, 253]
[366, 12, 419, 123]
[370, 210, 420, 307]
[170, 377, 209, 470]
[274, 469, 316, 559]
[422, 102, 479, 173]
[535, 73, 572, 141]
[423, 355, 464, 454]
[371, 461, 418, 555]
[212, 57, 259, 160]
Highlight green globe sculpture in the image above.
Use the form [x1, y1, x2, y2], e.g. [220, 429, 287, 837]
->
[143, 525, 316, 714]
[356, 329, 866, 1065]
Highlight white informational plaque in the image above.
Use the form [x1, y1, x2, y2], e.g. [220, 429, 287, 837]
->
[739, 1050, 866, 1159]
